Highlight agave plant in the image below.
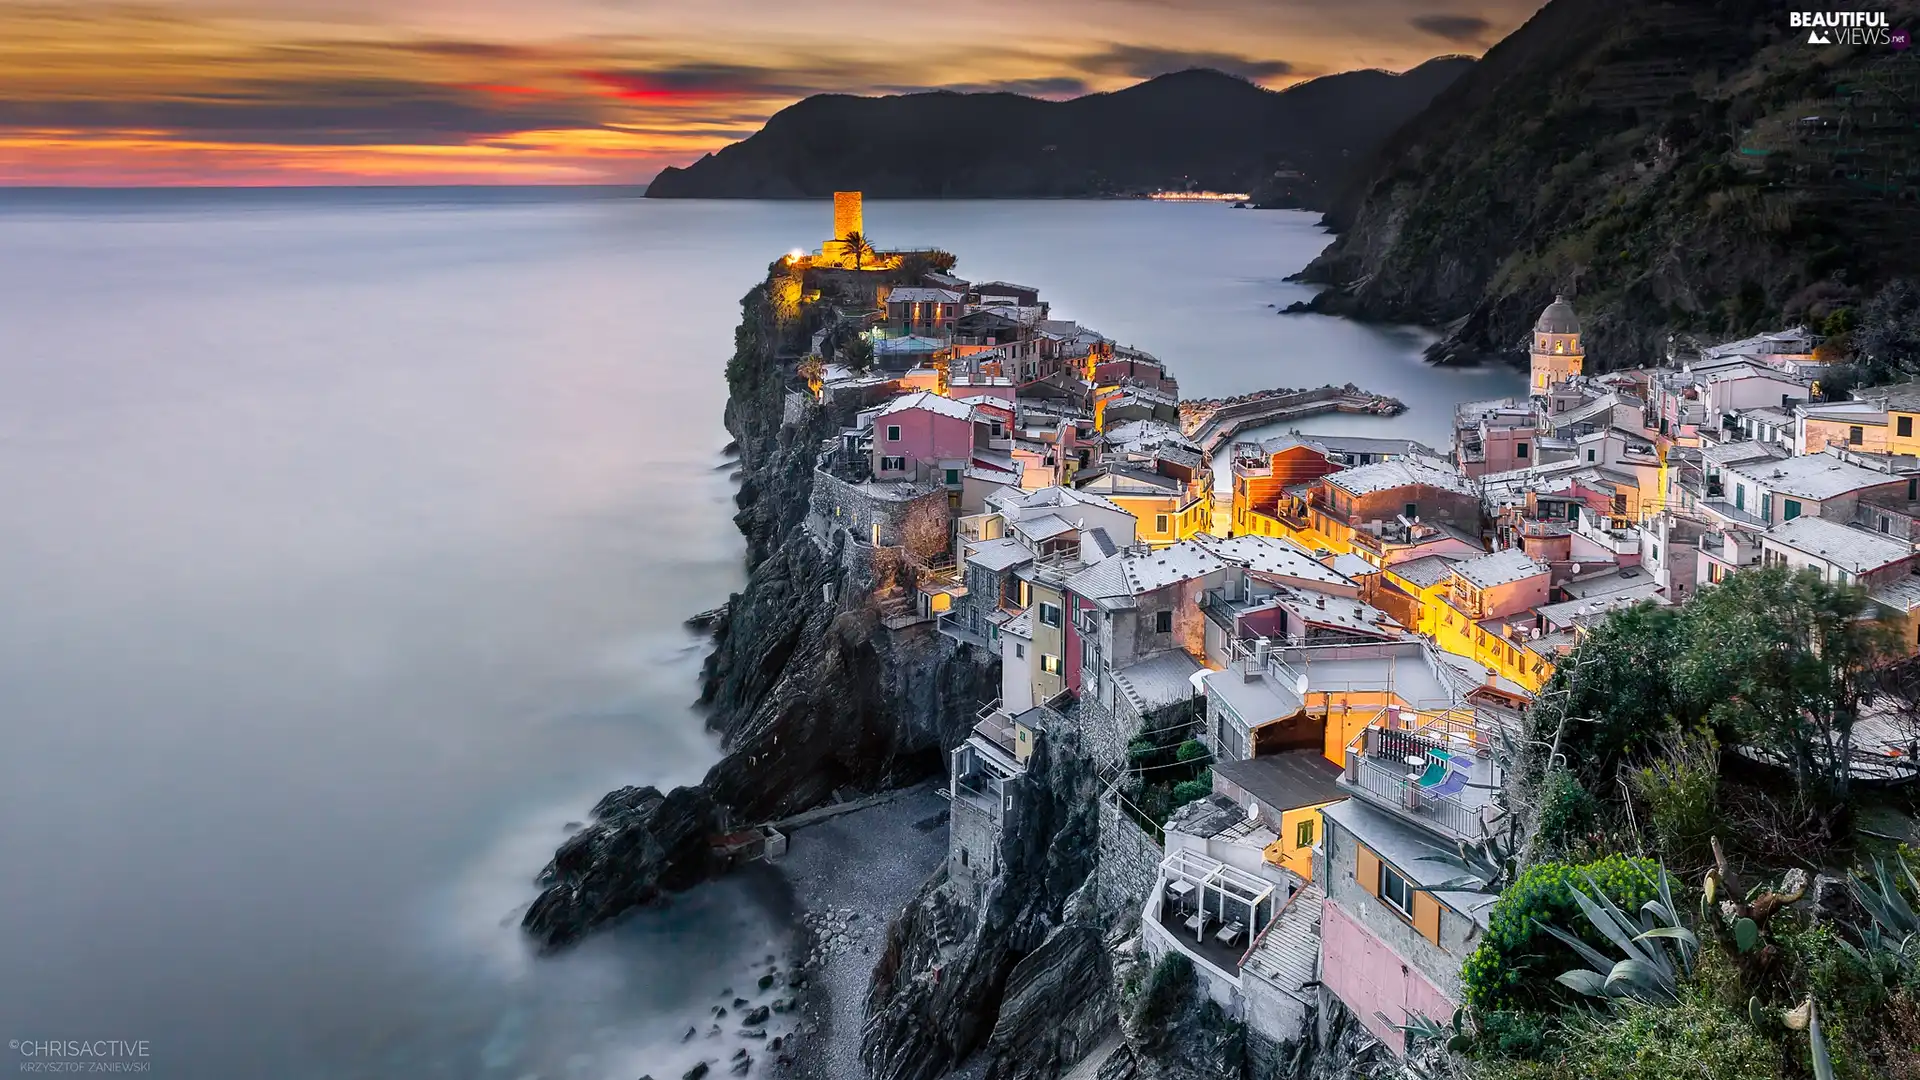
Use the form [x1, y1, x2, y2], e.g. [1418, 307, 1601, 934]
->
[1542, 861, 1698, 1004]
[1845, 852, 1920, 972]
[1419, 829, 1519, 893]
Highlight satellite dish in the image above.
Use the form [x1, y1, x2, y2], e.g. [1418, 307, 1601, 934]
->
[1295, 672, 1310, 697]
[1570, 562, 1583, 575]
[1247, 800, 1260, 822]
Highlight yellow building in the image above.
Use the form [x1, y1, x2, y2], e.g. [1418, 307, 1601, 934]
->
[1798, 402, 1890, 455]
[1076, 464, 1213, 547]
[1530, 295, 1584, 396]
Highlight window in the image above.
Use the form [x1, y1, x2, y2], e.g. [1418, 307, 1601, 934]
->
[1040, 653, 1061, 676]
[1295, 818, 1315, 849]
[1586, 449, 1596, 462]
[1784, 498, 1803, 521]
[1082, 638, 1095, 669]
[1850, 425, 1866, 445]
[1013, 642, 1025, 659]
[1515, 441, 1530, 460]
[1039, 602, 1061, 628]
[1901, 416, 1914, 439]
[1911, 478, 1918, 501]
[881, 455, 906, 472]
[1651, 543, 1660, 563]
[886, 424, 901, 442]
[1882, 515, 1894, 535]
[1155, 610, 1173, 634]
[1155, 514, 1170, 534]
[1380, 863, 1415, 917]
[1403, 502, 1419, 520]
[944, 468, 960, 485]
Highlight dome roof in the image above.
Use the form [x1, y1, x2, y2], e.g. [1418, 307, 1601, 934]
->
[1535, 295, 1580, 335]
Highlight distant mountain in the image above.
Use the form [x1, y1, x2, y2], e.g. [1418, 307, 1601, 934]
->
[644, 60, 1474, 207]
[1295, 0, 1920, 367]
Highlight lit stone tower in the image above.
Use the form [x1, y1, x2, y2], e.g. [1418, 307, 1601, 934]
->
[833, 191, 863, 241]
[822, 191, 865, 267]
[1529, 295, 1585, 395]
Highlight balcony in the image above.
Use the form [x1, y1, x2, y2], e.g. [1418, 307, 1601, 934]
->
[1338, 719, 1501, 843]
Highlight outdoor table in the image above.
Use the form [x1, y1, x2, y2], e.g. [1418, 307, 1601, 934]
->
[1167, 880, 1196, 906]
[1403, 754, 1425, 768]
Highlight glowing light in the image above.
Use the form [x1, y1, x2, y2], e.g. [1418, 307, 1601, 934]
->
[789, 249, 804, 260]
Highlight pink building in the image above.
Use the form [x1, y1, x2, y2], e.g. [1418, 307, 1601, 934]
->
[871, 391, 979, 481]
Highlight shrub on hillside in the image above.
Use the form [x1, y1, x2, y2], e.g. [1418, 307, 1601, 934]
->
[1473, 999, 1781, 1080]
[1461, 854, 1660, 1012]
[1631, 734, 1720, 869]
[1533, 768, 1597, 856]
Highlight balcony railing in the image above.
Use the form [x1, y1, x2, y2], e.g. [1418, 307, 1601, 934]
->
[1345, 755, 1490, 842]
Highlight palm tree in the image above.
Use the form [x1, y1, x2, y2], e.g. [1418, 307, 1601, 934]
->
[841, 230, 875, 270]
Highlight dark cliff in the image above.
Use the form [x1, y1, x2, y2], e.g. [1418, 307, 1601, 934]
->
[1296, 0, 1920, 368]
[646, 62, 1472, 208]
[524, 269, 997, 951]
[861, 734, 1112, 1080]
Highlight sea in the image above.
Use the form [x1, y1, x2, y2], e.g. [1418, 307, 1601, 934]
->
[0, 188, 1524, 1079]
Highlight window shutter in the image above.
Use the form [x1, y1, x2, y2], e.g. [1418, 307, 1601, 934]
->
[1357, 845, 1381, 898]
[1413, 892, 1442, 945]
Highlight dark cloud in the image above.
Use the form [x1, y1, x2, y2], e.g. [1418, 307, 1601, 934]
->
[0, 79, 602, 145]
[1409, 14, 1493, 43]
[578, 63, 828, 100]
[1073, 44, 1293, 81]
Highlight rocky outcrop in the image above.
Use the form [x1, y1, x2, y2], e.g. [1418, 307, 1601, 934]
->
[523, 269, 996, 951]
[862, 735, 1106, 1080]
[524, 785, 721, 949]
[1295, 0, 1920, 369]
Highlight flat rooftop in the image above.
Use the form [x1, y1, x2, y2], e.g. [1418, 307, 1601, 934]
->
[1213, 751, 1346, 812]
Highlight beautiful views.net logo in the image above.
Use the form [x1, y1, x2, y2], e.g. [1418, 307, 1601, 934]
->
[1790, 11, 1901, 46]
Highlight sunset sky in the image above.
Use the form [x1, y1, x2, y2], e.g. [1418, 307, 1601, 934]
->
[0, 1, 1546, 186]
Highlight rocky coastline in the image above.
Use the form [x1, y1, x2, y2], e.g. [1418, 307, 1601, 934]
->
[523, 261, 1392, 1079]
[523, 272, 997, 953]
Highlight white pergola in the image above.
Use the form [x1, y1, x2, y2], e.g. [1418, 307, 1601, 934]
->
[1159, 848, 1277, 945]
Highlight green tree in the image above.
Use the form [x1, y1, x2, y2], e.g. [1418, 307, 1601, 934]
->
[843, 333, 874, 372]
[1529, 603, 1685, 785]
[841, 230, 875, 270]
[1852, 278, 1920, 386]
[1672, 567, 1898, 804]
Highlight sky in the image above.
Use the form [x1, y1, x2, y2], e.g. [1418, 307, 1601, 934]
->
[0, 1, 1548, 186]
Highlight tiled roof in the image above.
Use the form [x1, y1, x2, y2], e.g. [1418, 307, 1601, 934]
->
[1763, 515, 1915, 574]
[1725, 452, 1901, 501]
[879, 390, 975, 420]
[1194, 535, 1352, 587]
[965, 536, 1033, 572]
[1325, 457, 1475, 497]
[1452, 548, 1547, 589]
[1119, 540, 1228, 594]
[886, 287, 963, 303]
[1389, 554, 1466, 589]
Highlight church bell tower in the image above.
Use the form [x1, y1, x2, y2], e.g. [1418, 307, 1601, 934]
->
[1530, 295, 1584, 395]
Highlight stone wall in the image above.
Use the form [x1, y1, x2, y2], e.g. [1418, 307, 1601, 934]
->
[1095, 797, 1162, 928]
[805, 466, 946, 551]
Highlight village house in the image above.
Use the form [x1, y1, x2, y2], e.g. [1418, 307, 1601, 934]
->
[883, 286, 964, 336]
[1421, 549, 1555, 691]
[1708, 449, 1914, 531]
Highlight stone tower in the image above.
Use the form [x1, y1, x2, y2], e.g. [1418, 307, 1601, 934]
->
[833, 191, 863, 241]
[1530, 295, 1585, 395]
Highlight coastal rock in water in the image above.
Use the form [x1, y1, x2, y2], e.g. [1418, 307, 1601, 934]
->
[521, 784, 721, 951]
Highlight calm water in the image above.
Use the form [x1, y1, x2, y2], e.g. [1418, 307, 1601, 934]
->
[0, 190, 1521, 1079]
